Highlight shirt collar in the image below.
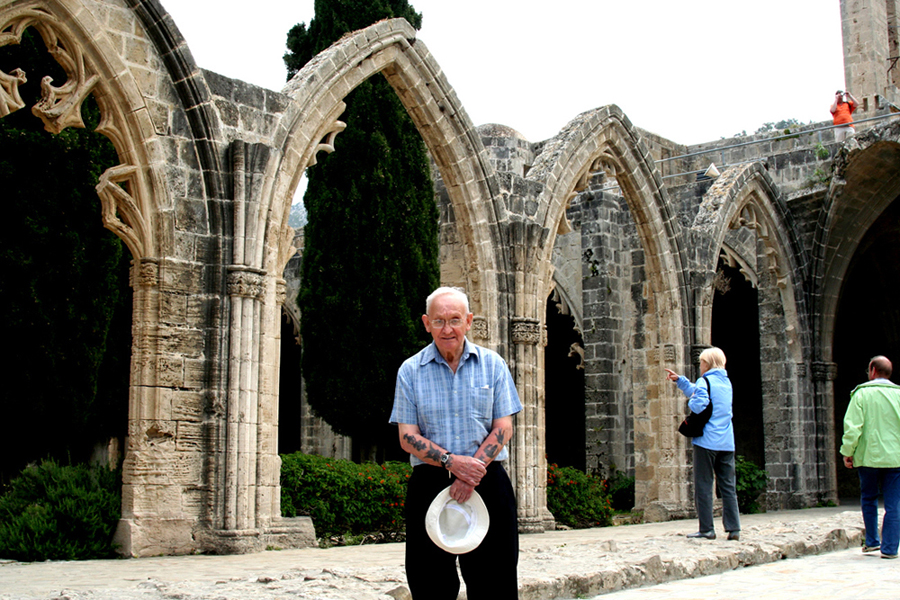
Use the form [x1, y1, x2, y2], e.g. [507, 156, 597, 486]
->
[421, 338, 479, 367]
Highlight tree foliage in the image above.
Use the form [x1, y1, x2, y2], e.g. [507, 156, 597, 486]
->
[285, 0, 438, 451]
[0, 30, 131, 483]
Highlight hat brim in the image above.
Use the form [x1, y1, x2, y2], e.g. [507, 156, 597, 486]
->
[425, 487, 490, 554]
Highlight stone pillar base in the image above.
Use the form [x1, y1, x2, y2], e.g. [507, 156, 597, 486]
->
[541, 507, 557, 531]
[196, 517, 318, 554]
[263, 517, 318, 550]
[642, 501, 693, 523]
[518, 516, 546, 534]
[114, 518, 197, 558]
[115, 516, 316, 557]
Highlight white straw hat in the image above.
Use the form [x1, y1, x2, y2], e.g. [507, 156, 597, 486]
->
[425, 487, 490, 554]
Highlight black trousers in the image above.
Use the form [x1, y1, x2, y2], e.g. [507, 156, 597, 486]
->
[405, 462, 519, 600]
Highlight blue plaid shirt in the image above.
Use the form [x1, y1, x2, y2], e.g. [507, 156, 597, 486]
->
[390, 339, 522, 466]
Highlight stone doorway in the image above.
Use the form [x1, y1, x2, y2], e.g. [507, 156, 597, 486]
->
[711, 259, 765, 468]
[832, 197, 900, 499]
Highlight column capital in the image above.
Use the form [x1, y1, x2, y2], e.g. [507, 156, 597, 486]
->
[227, 266, 265, 300]
[811, 361, 838, 382]
[511, 317, 541, 345]
[130, 257, 159, 288]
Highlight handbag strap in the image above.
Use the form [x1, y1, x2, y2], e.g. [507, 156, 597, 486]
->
[702, 375, 712, 404]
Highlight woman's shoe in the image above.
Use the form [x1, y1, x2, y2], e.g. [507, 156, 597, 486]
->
[687, 531, 716, 540]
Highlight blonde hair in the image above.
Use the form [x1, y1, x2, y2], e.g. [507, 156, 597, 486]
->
[699, 347, 727, 369]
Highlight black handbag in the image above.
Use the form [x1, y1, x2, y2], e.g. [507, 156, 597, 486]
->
[677, 376, 712, 438]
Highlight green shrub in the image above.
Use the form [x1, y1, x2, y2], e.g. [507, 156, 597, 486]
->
[546, 463, 613, 528]
[0, 460, 121, 561]
[735, 455, 768, 514]
[607, 469, 635, 511]
[280, 453, 411, 540]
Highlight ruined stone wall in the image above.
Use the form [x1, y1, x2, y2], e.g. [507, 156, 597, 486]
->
[567, 185, 640, 477]
[6, 0, 891, 556]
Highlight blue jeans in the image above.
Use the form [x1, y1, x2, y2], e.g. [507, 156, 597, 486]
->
[693, 445, 741, 533]
[858, 467, 900, 555]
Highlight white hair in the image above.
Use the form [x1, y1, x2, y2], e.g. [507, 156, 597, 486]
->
[425, 287, 469, 315]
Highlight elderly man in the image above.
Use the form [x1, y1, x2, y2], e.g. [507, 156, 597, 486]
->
[390, 287, 522, 599]
[841, 355, 900, 560]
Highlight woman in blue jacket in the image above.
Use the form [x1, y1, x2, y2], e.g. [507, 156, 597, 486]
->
[665, 347, 741, 540]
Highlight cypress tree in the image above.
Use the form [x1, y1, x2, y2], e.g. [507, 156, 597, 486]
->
[285, 0, 439, 456]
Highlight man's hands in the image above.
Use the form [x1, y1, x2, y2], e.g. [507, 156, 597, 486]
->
[446, 454, 486, 502]
[843, 455, 854, 469]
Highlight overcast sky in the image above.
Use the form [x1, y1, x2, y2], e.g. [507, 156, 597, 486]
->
[164, 1, 845, 145]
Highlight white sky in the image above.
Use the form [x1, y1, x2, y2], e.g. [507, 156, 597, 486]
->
[164, 0, 845, 146]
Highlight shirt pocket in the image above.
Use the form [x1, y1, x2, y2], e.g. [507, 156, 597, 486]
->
[469, 386, 493, 420]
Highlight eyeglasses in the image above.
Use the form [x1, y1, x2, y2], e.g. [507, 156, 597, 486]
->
[430, 318, 465, 329]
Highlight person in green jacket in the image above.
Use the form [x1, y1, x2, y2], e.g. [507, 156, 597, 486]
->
[840, 355, 900, 560]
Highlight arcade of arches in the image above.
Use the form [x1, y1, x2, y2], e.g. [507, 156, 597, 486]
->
[2, 0, 899, 556]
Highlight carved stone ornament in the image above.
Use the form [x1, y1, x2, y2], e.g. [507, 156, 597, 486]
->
[96, 164, 148, 260]
[811, 361, 838, 382]
[130, 258, 159, 288]
[306, 118, 347, 169]
[227, 267, 265, 299]
[471, 316, 489, 340]
[511, 317, 541, 345]
[275, 279, 287, 306]
[0, 9, 100, 134]
[691, 345, 710, 366]
[0, 66, 26, 117]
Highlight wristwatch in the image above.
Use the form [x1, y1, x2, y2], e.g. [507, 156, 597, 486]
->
[440, 452, 452, 469]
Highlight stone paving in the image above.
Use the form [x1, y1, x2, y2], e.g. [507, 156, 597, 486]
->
[590, 547, 900, 599]
[0, 507, 877, 600]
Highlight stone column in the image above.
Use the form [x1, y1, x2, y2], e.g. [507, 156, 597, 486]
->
[510, 316, 549, 532]
[116, 257, 205, 557]
[812, 361, 839, 504]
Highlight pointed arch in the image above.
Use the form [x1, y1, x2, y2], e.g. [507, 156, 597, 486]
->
[0, 0, 170, 260]
[253, 19, 506, 348]
[692, 162, 811, 362]
[692, 161, 826, 507]
[526, 105, 692, 515]
[815, 133, 900, 364]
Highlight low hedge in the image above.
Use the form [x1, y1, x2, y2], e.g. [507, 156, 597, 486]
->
[546, 463, 614, 528]
[0, 460, 121, 561]
[280, 452, 412, 540]
[1, 454, 622, 559]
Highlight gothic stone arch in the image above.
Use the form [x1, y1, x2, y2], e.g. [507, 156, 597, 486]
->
[0, 0, 223, 556]
[526, 105, 693, 520]
[812, 126, 900, 507]
[691, 162, 826, 508]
